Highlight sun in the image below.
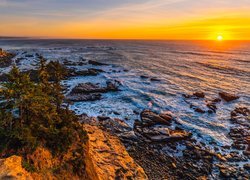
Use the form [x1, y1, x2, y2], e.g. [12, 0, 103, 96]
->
[217, 35, 223, 41]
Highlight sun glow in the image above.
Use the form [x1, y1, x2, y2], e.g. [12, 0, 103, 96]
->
[217, 35, 223, 41]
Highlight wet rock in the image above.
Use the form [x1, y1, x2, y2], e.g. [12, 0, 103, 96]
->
[106, 80, 120, 91]
[71, 83, 106, 94]
[67, 68, 104, 77]
[140, 110, 172, 126]
[66, 93, 101, 102]
[212, 98, 221, 103]
[195, 108, 206, 114]
[217, 164, 237, 178]
[244, 164, 250, 171]
[150, 77, 161, 82]
[206, 103, 217, 113]
[140, 75, 149, 79]
[97, 116, 111, 121]
[25, 54, 33, 57]
[193, 92, 205, 98]
[88, 60, 107, 66]
[219, 92, 239, 102]
[99, 117, 132, 135]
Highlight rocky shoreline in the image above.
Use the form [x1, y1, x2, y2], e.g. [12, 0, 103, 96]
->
[0, 48, 249, 179]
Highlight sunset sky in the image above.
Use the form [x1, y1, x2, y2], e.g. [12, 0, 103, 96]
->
[1, 0, 250, 39]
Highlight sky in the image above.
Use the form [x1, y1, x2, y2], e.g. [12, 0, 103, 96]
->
[1, 0, 250, 39]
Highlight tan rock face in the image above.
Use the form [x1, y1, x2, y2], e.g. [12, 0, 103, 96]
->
[0, 156, 33, 180]
[84, 124, 148, 180]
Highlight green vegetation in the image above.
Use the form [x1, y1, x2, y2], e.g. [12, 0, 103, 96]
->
[0, 58, 87, 157]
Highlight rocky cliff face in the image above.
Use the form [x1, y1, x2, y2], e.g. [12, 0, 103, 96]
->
[0, 156, 33, 180]
[84, 124, 147, 180]
[0, 124, 147, 180]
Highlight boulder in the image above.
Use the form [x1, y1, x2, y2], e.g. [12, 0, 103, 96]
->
[135, 126, 191, 143]
[66, 93, 101, 102]
[140, 110, 172, 126]
[193, 92, 205, 98]
[88, 60, 107, 66]
[219, 92, 239, 102]
[0, 156, 33, 180]
[150, 77, 161, 82]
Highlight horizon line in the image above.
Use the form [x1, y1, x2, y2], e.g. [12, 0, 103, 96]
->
[1, 36, 250, 41]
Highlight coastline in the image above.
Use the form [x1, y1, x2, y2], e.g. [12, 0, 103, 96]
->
[0, 46, 250, 179]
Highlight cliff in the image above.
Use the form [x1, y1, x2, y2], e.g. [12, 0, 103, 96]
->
[0, 124, 147, 180]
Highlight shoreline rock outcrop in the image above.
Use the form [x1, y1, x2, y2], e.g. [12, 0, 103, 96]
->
[83, 124, 148, 180]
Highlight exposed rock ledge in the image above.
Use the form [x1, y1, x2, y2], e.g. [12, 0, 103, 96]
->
[0, 156, 32, 180]
[84, 124, 147, 180]
[0, 124, 147, 180]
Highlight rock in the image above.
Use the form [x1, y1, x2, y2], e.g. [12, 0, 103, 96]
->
[195, 108, 206, 114]
[219, 92, 239, 102]
[97, 116, 110, 121]
[193, 92, 205, 98]
[218, 164, 237, 178]
[212, 98, 221, 103]
[0, 156, 33, 180]
[206, 103, 217, 113]
[244, 164, 250, 171]
[146, 128, 191, 142]
[88, 60, 107, 66]
[67, 81, 120, 102]
[106, 80, 120, 91]
[71, 83, 106, 94]
[150, 77, 161, 82]
[140, 110, 172, 126]
[66, 93, 102, 102]
[83, 124, 148, 180]
[67, 68, 104, 77]
[140, 75, 149, 79]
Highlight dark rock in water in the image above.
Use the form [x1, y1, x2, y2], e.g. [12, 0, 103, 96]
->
[140, 109, 172, 126]
[206, 103, 217, 113]
[218, 164, 238, 178]
[182, 94, 192, 98]
[134, 110, 191, 142]
[150, 77, 161, 82]
[67, 81, 120, 102]
[212, 98, 221, 103]
[66, 93, 101, 102]
[195, 108, 205, 114]
[67, 68, 104, 77]
[97, 116, 110, 121]
[106, 80, 120, 91]
[219, 92, 239, 102]
[193, 92, 205, 98]
[71, 83, 106, 94]
[88, 60, 107, 66]
[70, 81, 119, 95]
[25, 54, 33, 58]
[133, 110, 140, 115]
[113, 111, 120, 115]
[244, 164, 250, 171]
[140, 75, 149, 79]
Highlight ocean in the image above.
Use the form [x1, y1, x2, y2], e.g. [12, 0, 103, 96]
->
[0, 39, 249, 149]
